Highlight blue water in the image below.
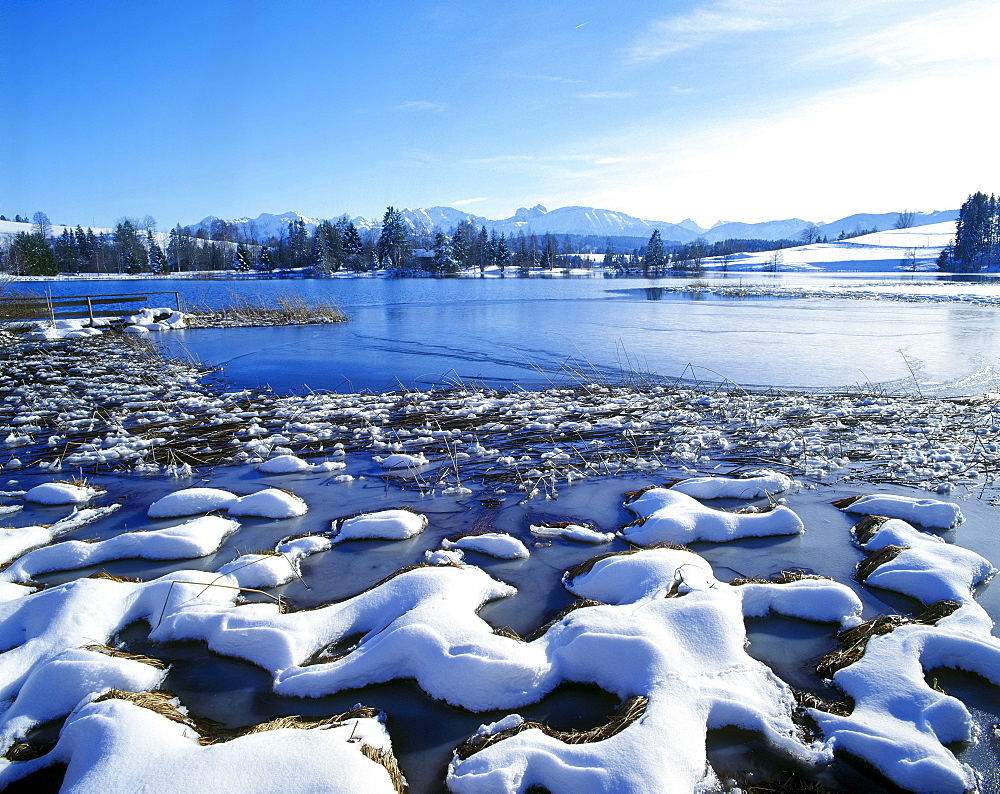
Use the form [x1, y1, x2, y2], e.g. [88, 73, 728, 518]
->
[22, 276, 1000, 395]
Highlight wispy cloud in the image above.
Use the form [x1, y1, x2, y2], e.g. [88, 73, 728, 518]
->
[627, 0, 795, 63]
[576, 90, 638, 100]
[451, 197, 488, 206]
[806, 0, 1000, 69]
[394, 100, 446, 113]
[464, 154, 629, 168]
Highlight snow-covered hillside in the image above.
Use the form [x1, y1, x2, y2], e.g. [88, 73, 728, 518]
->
[715, 221, 955, 272]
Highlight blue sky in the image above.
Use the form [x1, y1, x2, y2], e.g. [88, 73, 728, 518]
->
[2, 0, 997, 229]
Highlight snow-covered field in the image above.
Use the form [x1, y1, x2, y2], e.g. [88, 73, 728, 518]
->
[2, 325, 1000, 791]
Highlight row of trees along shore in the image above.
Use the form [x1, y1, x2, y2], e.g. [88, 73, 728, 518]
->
[937, 192, 1000, 272]
[0, 204, 940, 277]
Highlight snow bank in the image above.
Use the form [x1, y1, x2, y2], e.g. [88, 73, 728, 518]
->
[24, 481, 104, 505]
[840, 494, 963, 528]
[0, 504, 121, 567]
[442, 533, 530, 560]
[670, 470, 792, 499]
[330, 509, 428, 543]
[529, 523, 615, 544]
[622, 488, 803, 545]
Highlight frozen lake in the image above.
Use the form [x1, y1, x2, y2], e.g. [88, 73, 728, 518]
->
[28, 274, 1000, 395]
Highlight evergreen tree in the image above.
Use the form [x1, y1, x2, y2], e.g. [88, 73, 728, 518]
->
[339, 220, 364, 270]
[951, 191, 999, 272]
[10, 231, 57, 275]
[431, 231, 457, 274]
[258, 244, 276, 272]
[451, 223, 470, 270]
[642, 230, 667, 275]
[376, 207, 410, 269]
[313, 219, 343, 273]
[492, 231, 511, 274]
[148, 231, 168, 274]
[113, 218, 147, 273]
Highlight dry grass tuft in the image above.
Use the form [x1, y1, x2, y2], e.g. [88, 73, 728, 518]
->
[729, 570, 824, 586]
[792, 688, 853, 717]
[831, 495, 864, 509]
[492, 625, 524, 641]
[89, 570, 144, 584]
[852, 515, 889, 545]
[361, 743, 408, 793]
[816, 600, 961, 678]
[3, 739, 52, 762]
[81, 643, 168, 669]
[855, 544, 908, 583]
[454, 695, 648, 761]
[183, 292, 347, 329]
[523, 600, 604, 642]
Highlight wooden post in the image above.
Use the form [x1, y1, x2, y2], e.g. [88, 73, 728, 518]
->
[46, 289, 56, 329]
[173, 291, 182, 312]
[86, 296, 95, 326]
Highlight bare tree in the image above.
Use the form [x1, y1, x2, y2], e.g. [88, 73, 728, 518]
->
[768, 249, 784, 272]
[893, 210, 916, 229]
[32, 211, 51, 240]
[901, 248, 918, 271]
[799, 223, 821, 244]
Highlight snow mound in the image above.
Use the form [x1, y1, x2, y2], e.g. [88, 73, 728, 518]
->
[840, 494, 963, 528]
[670, 470, 792, 499]
[0, 696, 401, 792]
[622, 487, 804, 545]
[854, 518, 995, 607]
[257, 455, 346, 474]
[0, 515, 241, 583]
[450, 547, 855, 791]
[374, 452, 429, 469]
[147, 487, 307, 519]
[331, 509, 428, 543]
[442, 533, 530, 560]
[228, 488, 308, 519]
[425, 548, 465, 565]
[0, 647, 167, 757]
[147, 487, 238, 518]
[529, 523, 614, 544]
[811, 515, 1000, 790]
[24, 481, 103, 505]
[257, 455, 312, 474]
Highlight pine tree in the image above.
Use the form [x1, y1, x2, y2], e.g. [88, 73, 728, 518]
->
[148, 231, 169, 274]
[258, 244, 275, 272]
[432, 231, 457, 274]
[339, 220, 364, 270]
[451, 224, 470, 270]
[376, 207, 411, 270]
[643, 230, 666, 275]
[492, 231, 511, 274]
[10, 231, 57, 275]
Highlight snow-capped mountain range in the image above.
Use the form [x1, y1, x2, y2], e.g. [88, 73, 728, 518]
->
[187, 205, 959, 245]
